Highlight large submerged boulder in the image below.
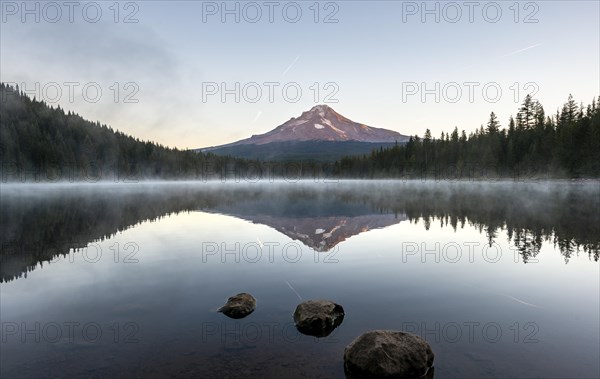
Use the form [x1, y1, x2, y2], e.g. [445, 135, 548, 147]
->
[293, 299, 345, 337]
[217, 293, 256, 319]
[344, 330, 434, 379]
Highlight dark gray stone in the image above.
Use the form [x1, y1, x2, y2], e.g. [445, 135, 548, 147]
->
[293, 299, 344, 337]
[344, 330, 434, 379]
[217, 293, 256, 319]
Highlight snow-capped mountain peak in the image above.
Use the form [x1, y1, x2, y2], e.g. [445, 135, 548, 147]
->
[221, 105, 407, 146]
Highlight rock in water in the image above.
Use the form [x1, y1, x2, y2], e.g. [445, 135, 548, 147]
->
[344, 330, 434, 379]
[293, 299, 345, 337]
[217, 293, 256, 319]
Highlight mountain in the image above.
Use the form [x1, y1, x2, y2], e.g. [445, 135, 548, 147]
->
[201, 105, 409, 161]
[219, 105, 407, 145]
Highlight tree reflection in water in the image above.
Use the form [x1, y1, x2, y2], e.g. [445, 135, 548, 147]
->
[1, 181, 598, 282]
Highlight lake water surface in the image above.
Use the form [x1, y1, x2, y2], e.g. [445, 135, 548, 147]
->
[1, 181, 599, 378]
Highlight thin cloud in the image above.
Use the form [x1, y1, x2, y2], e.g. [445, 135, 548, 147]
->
[282, 55, 300, 76]
[503, 43, 543, 57]
[251, 111, 263, 124]
[285, 280, 303, 301]
[503, 294, 539, 308]
[460, 42, 543, 71]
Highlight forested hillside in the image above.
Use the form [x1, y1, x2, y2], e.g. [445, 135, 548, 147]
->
[334, 95, 600, 178]
[0, 83, 245, 181]
[1, 82, 598, 180]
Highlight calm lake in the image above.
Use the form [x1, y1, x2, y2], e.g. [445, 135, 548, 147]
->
[1, 180, 599, 378]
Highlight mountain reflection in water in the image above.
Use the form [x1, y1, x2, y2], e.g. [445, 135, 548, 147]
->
[1, 180, 598, 282]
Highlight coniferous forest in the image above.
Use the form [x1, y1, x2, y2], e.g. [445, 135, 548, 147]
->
[0, 83, 249, 181]
[1, 82, 598, 181]
[335, 94, 600, 178]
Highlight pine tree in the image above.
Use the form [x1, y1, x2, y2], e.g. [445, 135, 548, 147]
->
[486, 112, 500, 134]
[518, 95, 538, 129]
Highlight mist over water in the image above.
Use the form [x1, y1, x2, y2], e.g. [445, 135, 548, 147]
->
[1, 180, 599, 378]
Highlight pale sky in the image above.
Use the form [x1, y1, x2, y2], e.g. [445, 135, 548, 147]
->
[1, 1, 598, 149]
